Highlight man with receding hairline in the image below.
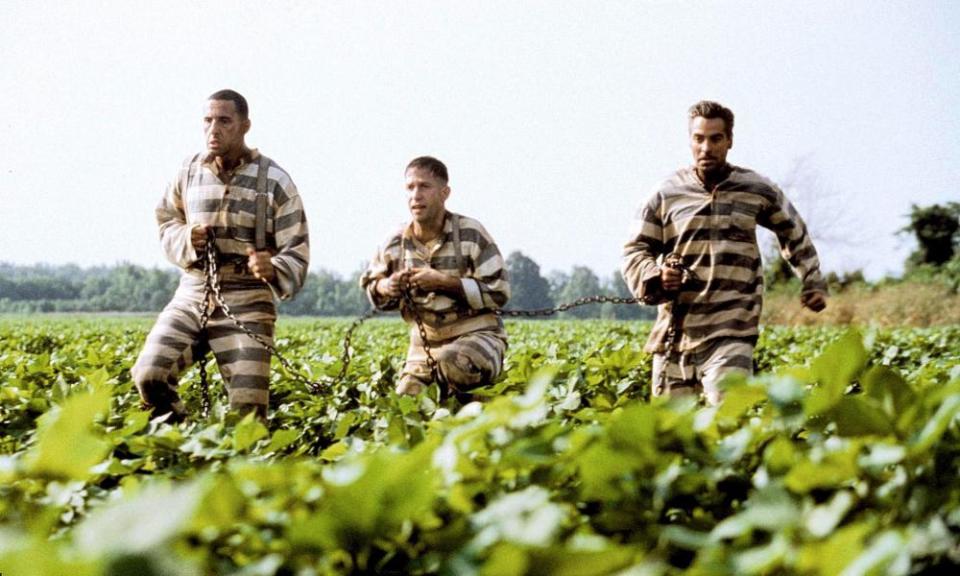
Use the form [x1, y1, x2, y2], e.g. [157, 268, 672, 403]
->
[622, 100, 827, 404]
[131, 89, 310, 420]
[361, 156, 510, 399]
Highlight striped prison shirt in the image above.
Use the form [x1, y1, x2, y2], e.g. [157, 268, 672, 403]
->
[361, 212, 511, 343]
[622, 164, 827, 354]
[156, 149, 310, 300]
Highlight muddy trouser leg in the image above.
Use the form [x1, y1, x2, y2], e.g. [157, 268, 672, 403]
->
[205, 295, 276, 419]
[651, 350, 699, 400]
[651, 338, 754, 405]
[397, 330, 507, 398]
[131, 296, 207, 420]
[397, 338, 434, 396]
[436, 330, 507, 401]
[698, 338, 754, 405]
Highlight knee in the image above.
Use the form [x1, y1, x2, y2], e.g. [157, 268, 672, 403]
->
[438, 349, 484, 390]
[131, 358, 174, 404]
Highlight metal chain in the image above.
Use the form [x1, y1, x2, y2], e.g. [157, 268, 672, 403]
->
[197, 232, 329, 418]
[197, 244, 214, 418]
[400, 287, 449, 398]
[496, 295, 642, 318]
[331, 307, 380, 385]
[655, 253, 692, 396]
[196, 232, 696, 408]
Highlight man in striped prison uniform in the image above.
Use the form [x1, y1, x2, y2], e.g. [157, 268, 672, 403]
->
[360, 156, 510, 398]
[131, 90, 309, 420]
[622, 100, 827, 405]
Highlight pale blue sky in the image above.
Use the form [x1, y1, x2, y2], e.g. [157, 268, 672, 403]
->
[1, 1, 957, 281]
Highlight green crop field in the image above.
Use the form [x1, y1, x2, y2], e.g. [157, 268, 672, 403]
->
[1, 317, 959, 575]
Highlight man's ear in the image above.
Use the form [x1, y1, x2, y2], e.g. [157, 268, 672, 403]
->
[242, 118, 252, 135]
[442, 185, 451, 202]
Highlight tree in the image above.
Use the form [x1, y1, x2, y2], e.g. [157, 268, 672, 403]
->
[601, 270, 655, 320]
[558, 266, 602, 319]
[505, 251, 553, 312]
[901, 203, 960, 268]
[761, 156, 856, 287]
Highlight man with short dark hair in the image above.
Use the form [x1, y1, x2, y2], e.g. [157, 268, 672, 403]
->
[361, 156, 510, 398]
[622, 100, 827, 404]
[132, 89, 310, 420]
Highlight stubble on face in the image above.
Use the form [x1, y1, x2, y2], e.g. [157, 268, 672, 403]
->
[203, 100, 249, 161]
[405, 167, 449, 237]
[689, 116, 732, 183]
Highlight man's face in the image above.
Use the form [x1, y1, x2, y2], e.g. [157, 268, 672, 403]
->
[405, 167, 450, 224]
[689, 116, 732, 175]
[203, 99, 249, 157]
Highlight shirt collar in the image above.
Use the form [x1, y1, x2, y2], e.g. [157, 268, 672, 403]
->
[202, 147, 259, 175]
[403, 210, 452, 245]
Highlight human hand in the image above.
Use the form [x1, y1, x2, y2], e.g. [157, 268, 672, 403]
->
[407, 268, 457, 293]
[801, 291, 827, 312]
[661, 266, 684, 292]
[376, 270, 410, 298]
[246, 247, 275, 283]
[191, 225, 210, 251]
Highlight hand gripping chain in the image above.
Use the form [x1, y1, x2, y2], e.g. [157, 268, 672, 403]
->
[654, 253, 692, 396]
[196, 230, 328, 417]
[197, 232, 694, 412]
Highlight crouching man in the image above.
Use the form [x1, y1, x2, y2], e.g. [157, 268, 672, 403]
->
[360, 156, 510, 398]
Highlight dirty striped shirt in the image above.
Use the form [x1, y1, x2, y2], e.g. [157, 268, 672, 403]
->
[361, 212, 510, 342]
[622, 165, 827, 353]
[156, 150, 310, 300]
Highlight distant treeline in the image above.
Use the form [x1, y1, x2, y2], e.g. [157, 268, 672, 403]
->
[0, 252, 655, 320]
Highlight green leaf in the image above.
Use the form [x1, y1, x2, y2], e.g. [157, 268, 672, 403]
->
[733, 533, 789, 575]
[807, 331, 867, 414]
[827, 397, 892, 437]
[0, 539, 99, 576]
[862, 366, 915, 417]
[764, 437, 798, 474]
[607, 402, 657, 460]
[716, 382, 768, 422]
[804, 491, 855, 538]
[189, 475, 245, 531]
[74, 479, 205, 556]
[26, 387, 112, 479]
[797, 522, 871, 576]
[840, 530, 907, 576]
[233, 414, 269, 452]
[909, 394, 960, 456]
[263, 428, 300, 453]
[711, 486, 799, 540]
[527, 544, 638, 576]
[481, 543, 528, 576]
[785, 447, 859, 494]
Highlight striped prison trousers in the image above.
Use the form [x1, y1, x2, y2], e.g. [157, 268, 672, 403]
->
[651, 337, 754, 405]
[131, 271, 275, 419]
[397, 328, 507, 399]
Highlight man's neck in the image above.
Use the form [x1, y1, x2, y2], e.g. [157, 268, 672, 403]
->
[214, 147, 250, 174]
[696, 163, 731, 190]
[411, 213, 446, 244]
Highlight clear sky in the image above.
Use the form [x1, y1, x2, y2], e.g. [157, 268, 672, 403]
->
[1, 1, 957, 281]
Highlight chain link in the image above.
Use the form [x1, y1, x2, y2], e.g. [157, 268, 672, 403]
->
[496, 295, 642, 318]
[197, 232, 695, 409]
[197, 232, 330, 417]
[400, 288, 449, 398]
[654, 253, 692, 396]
